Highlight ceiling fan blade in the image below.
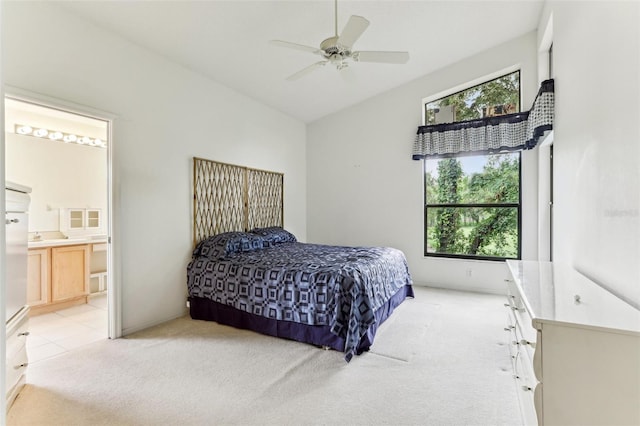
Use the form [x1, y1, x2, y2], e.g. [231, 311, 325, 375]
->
[352, 51, 410, 64]
[338, 15, 369, 49]
[286, 61, 328, 81]
[269, 40, 321, 55]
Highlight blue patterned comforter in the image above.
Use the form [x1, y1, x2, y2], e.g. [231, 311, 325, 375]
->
[187, 242, 413, 361]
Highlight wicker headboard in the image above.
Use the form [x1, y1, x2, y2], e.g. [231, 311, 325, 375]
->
[193, 157, 284, 245]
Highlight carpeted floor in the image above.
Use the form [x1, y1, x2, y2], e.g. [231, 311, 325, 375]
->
[7, 286, 522, 426]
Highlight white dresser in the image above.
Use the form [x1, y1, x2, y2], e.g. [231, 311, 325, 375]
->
[5, 182, 31, 411]
[505, 260, 640, 426]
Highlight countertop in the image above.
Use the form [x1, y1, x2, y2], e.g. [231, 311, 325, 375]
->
[506, 260, 640, 335]
[28, 235, 108, 248]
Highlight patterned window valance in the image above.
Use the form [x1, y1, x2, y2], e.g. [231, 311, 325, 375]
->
[412, 79, 554, 159]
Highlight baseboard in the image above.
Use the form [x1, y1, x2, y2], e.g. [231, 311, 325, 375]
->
[121, 307, 189, 336]
[411, 281, 506, 296]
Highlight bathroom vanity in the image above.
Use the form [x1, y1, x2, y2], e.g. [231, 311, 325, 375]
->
[27, 236, 107, 315]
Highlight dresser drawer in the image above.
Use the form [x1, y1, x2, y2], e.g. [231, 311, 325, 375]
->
[506, 280, 537, 345]
[514, 320, 537, 368]
[513, 347, 539, 426]
[514, 309, 537, 348]
[6, 306, 29, 410]
[505, 304, 536, 363]
[6, 318, 29, 359]
[6, 345, 28, 395]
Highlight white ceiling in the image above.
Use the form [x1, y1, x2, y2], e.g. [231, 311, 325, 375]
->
[57, 0, 544, 123]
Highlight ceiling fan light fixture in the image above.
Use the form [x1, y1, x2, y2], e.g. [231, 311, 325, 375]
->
[270, 0, 409, 81]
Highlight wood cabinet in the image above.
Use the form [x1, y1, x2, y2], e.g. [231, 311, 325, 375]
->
[27, 248, 49, 307]
[27, 244, 90, 315]
[51, 245, 90, 302]
[505, 260, 640, 426]
[89, 243, 108, 293]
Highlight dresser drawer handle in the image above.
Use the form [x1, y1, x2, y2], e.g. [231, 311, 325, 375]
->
[504, 325, 515, 331]
[522, 385, 533, 392]
[503, 303, 520, 312]
[14, 363, 28, 370]
[520, 339, 536, 348]
[18, 331, 30, 337]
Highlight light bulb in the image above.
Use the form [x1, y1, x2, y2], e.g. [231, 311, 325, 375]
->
[79, 136, 92, 145]
[49, 131, 63, 140]
[33, 128, 49, 137]
[16, 125, 33, 135]
[63, 134, 77, 143]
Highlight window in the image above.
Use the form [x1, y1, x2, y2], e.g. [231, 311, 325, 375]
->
[425, 153, 521, 260]
[423, 71, 522, 260]
[425, 71, 520, 125]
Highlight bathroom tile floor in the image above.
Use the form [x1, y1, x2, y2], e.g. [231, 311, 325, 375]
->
[27, 294, 108, 363]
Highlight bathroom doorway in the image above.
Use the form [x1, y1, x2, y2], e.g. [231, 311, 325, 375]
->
[4, 93, 117, 363]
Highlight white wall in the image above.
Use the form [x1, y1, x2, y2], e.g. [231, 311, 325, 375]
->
[2, 1, 307, 334]
[542, 1, 640, 307]
[6, 133, 107, 234]
[307, 32, 539, 294]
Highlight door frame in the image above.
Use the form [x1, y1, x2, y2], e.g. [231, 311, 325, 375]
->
[4, 86, 121, 339]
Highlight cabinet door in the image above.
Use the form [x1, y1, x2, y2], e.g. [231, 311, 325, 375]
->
[27, 248, 50, 306]
[51, 245, 89, 302]
[68, 209, 85, 229]
[86, 209, 101, 230]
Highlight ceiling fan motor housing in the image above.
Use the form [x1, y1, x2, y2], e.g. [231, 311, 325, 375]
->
[321, 36, 350, 58]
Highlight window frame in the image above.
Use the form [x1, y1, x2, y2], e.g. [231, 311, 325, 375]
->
[421, 70, 523, 261]
[424, 70, 521, 125]
[424, 151, 522, 261]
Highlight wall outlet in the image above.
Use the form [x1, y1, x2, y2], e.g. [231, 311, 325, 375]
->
[186, 300, 190, 308]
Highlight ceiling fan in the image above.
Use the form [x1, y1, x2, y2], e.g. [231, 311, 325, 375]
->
[270, 0, 410, 81]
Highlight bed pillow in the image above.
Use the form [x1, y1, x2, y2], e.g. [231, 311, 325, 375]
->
[194, 231, 266, 259]
[250, 227, 297, 246]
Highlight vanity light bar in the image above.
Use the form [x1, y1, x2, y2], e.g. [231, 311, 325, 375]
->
[14, 124, 107, 148]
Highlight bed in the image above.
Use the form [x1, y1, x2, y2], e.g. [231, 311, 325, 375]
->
[187, 158, 414, 361]
[187, 228, 413, 361]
